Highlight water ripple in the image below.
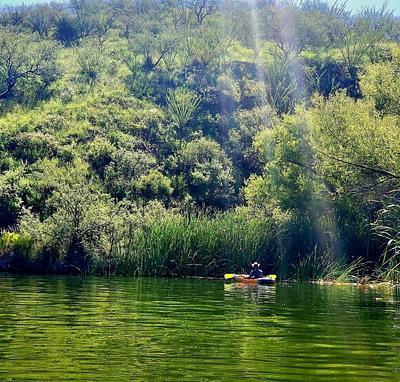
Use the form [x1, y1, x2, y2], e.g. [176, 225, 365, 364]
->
[0, 275, 399, 381]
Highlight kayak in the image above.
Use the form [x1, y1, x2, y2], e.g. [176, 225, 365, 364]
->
[225, 274, 277, 285]
[234, 276, 276, 285]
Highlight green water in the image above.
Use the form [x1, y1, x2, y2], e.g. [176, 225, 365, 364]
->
[0, 275, 399, 381]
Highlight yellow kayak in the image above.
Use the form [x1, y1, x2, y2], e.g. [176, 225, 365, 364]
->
[224, 274, 277, 285]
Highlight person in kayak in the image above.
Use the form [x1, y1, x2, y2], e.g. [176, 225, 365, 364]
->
[248, 262, 264, 279]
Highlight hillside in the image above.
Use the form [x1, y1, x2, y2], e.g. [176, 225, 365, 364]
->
[0, 0, 399, 280]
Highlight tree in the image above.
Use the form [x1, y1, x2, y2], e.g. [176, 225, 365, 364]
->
[0, 29, 58, 101]
[55, 15, 79, 46]
[183, 23, 226, 68]
[0, 5, 28, 27]
[251, 112, 316, 212]
[360, 57, 400, 116]
[87, 137, 116, 179]
[26, 4, 59, 38]
[179, 138, 235, 208]
[104, 149, 158, 199]
[295, 0, 348, 48]
[0, 166, 24, 229]
[263, 5, 302, 59]
[228, 106, 277, 179]
[185, 0, 218, 24]
[135, 169, 173, 201]
[124, 23, 180, 72]
[70, 0, 100, 39]
[164, 0, 191, 28]
[304, 57, 356, 98]
[42, 181, 115, 273]
[309, 93, 400, 198]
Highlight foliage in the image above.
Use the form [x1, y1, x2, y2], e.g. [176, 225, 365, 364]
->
[360, 56, 400, 116]
[178, 138, 235, 208]
[0, 0, 399, 280]
[166, 87, 202, 140]
[0, 28, 58, 103]
[373, 198, 400, 283]
[76, 42, 107, 85]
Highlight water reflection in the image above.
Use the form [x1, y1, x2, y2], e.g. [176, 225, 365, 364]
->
[0, 274, 399, 381]
[224, 282, 276, 302]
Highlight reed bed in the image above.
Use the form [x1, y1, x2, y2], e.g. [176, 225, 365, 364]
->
[2, 206, 398, 283]
[294, 248, 364, 283]
[113, 211, 276, 277]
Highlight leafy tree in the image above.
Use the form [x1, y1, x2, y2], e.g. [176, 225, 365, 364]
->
[183, 22, 226, 68]
[360, 57, 400, 116]
[7, 132, 58, 164]
[55, 15, 79, 46]
[126, 26, 180, 72]
[40, 181, 114, 273]
[104, 149, 158, 199]
[25, 4, 59, 38]
[87, 137, 116, 178]
[228, 106, 277, 179]
[70, 0, 100, 39]
[309, 93, 400, 198]
[251, 112, 316, 212]
[0, 166, 24, 228]
[294, 1, 348, 48]
[304, 57, 357, 98]
[0, 5, 28, 27]
[178, 137, 235, 208]
[135, 169, 173, 201]
[164, 0, 191, 28]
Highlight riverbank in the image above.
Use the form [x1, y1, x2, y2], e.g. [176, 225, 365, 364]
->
[313, 280, 399, 290]
[0, 207, 356, 281]
[1, 264, 399, 291]
[1, 206, 398, 283]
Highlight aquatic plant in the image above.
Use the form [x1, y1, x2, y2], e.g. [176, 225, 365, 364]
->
[114, 208, 277, 277]
[294, 247, 363, 283]
[373, 200, 400, 283]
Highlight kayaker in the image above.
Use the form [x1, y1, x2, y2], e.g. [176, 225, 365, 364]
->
[249, 262, 263, 279]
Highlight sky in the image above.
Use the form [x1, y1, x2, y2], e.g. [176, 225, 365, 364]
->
[0, 0, 398, 14]
[328, 0, 399, 14]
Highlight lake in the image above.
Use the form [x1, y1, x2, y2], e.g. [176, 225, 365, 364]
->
[0, 274, 399, 381]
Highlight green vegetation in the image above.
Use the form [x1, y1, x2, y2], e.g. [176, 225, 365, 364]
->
[0, 0, 399, 281]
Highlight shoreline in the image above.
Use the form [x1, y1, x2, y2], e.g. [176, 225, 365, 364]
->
[1, 269, 398, 289]
[312, 280, 399, 289]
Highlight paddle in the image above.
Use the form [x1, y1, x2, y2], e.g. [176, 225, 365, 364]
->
[224, 273, 277, 280]
[224, 273, 238, 279]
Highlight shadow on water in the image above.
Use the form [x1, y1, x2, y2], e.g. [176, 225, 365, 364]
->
[0, 274, 399, 381]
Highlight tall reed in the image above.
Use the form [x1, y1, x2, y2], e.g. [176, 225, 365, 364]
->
[294, 248, 363, 282]
[113, 210, 277, 277]
[373, 200, 400, 283]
